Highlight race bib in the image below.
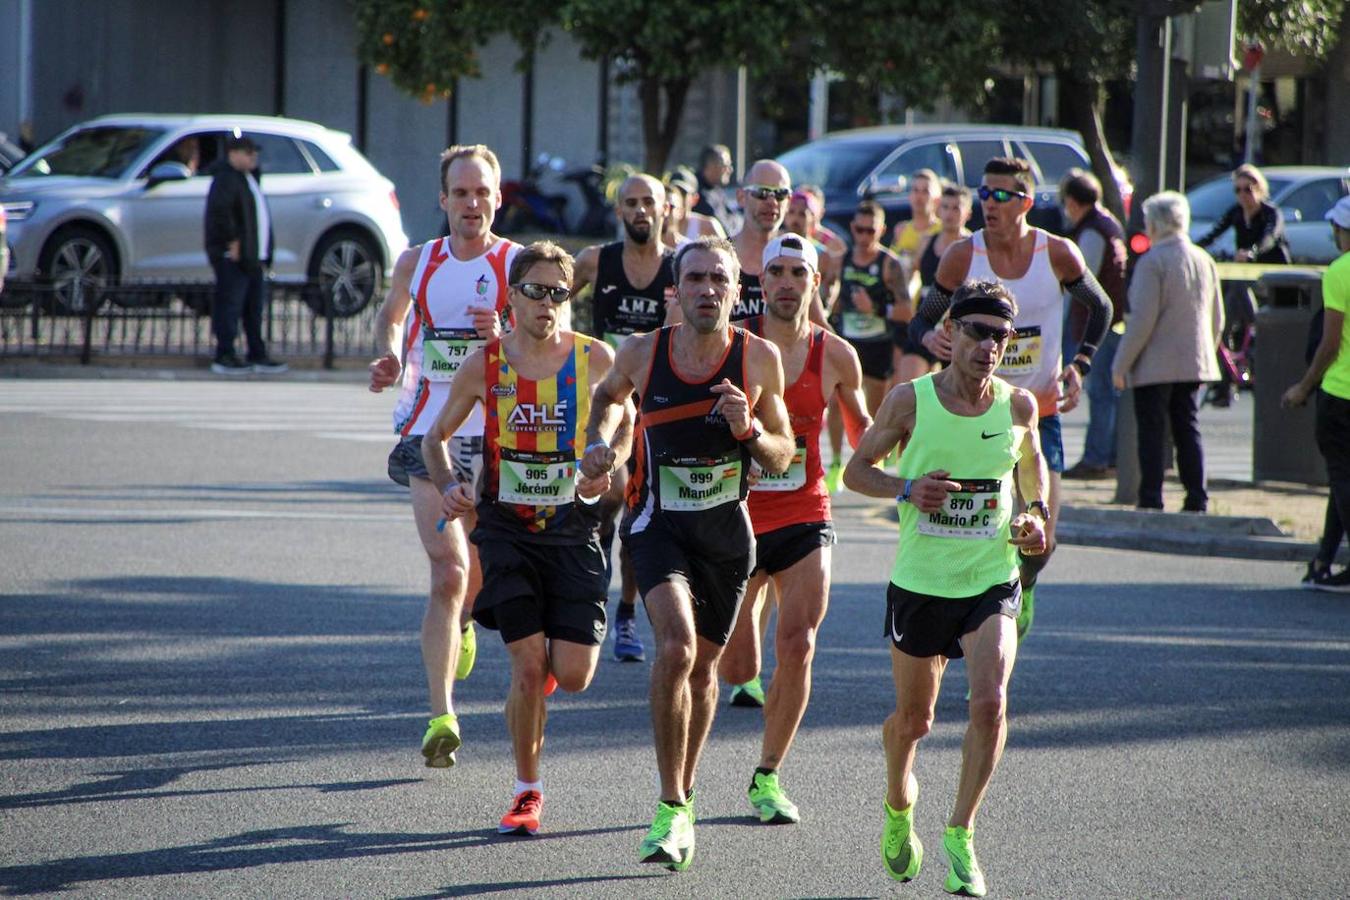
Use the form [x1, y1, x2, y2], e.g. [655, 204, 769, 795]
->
[423, 327, 483, 381]
[997, 325, 1041, 377]
[498, 448, 575, 507]
[841, 310, 888, 340]
[915, 478, 1003, 539]
[659, 456, 742, 511]
[751, 438, 806, 492]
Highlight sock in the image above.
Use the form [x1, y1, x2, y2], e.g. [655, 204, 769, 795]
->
[616, 602, 636, 622]
[514, 779, 542, 795]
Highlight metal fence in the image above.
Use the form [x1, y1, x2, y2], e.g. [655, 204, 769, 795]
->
[0, 280, 379, 367]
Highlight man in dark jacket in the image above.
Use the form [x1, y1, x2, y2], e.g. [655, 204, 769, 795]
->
[204, 131, 286, 374]
[1060, 170, 1127, 478]
[691, 144, 741, 235]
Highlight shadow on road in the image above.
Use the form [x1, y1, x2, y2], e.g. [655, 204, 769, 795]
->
[0, 822, 630, 895]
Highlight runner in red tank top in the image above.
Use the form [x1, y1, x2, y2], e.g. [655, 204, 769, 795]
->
[719, 234, 871, 824]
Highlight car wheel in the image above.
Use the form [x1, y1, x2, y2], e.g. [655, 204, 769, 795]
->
[304, 229, 381, 318]
[38, 226, 119, 314]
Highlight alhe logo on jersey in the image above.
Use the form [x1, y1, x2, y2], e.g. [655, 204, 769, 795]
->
[508, 401, 569, 431]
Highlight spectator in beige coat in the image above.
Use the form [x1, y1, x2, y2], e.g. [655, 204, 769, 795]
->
[1113, 191, 1224, 512]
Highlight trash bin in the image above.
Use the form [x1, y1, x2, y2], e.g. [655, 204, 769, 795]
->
[1253, 270, 1327, 485]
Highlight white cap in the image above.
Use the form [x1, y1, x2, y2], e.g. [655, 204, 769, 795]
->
[1326, 196, 1350, 229]
[762, 233, 819, 273]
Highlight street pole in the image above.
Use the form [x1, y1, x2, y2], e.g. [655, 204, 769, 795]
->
[1244, 61, 1261, 164]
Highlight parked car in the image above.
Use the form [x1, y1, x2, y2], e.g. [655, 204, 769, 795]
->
[1186, 166, 1350, 264]
[776, 124, 1132, 236]
[0, 114, 407, 315]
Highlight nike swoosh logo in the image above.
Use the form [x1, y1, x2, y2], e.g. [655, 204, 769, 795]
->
[601, 285, 618, 293]
[980, 430, 1004, 440]
[890, 608, 903, 644]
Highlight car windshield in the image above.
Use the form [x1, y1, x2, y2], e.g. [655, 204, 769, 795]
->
[778, 140, 891, 195]
[1187, 174, 1294, 221]
[8, 125, 167, 179]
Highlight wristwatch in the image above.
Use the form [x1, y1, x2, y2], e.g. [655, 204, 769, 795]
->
[1026, 500, 1050, 520]
[1070, 354, 1092, 377]
[734, 420, 762, 443]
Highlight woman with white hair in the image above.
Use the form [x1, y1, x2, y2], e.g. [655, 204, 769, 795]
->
[1112, 191, 1225, 512]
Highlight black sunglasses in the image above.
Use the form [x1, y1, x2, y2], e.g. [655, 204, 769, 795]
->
[954, 319, 1015, 344]
[514, 282, 571, 303]
[977, 185, 1029, 203]
[746, 185, 790, 201]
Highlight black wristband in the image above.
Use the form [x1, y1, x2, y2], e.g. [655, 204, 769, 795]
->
[1071, 356, 1091, 377]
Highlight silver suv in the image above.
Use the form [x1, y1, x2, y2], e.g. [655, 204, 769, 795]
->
[0, 114, 407, 315]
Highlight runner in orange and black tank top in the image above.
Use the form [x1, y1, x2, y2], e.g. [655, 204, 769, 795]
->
[624, 325, 754, 530]
[475, 334, 602, 547]
[742, 317, 830, 533]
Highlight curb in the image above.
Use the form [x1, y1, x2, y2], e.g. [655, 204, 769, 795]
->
[1055, 521, 1318, 563]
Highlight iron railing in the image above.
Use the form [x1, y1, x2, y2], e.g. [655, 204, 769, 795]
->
[0, 280, 380, 367]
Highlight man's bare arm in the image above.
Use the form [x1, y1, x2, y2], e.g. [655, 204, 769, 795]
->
[369, 246, 420, 391]
[581, 333, 648, 476]
[1008, 388, 1050, 555]
[825, 334, 873, 448]
[420, 350, 488, 494]
[843, 384, 914, 498]
[738, 338, 796, 474]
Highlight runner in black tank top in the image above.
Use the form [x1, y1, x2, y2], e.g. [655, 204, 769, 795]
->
[918, 234, 942, 288]
[593, 241, 675, 346]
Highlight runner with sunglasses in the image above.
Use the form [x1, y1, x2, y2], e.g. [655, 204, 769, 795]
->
[729, 160, 792, 322]
[906, 156, 1111, 646]
[369, 144, 522, 769]
[423, 241, 631, 837]
[844, 280, 1050, 897]
[581, 236, 794, 871]
[572, 173, 677, 662]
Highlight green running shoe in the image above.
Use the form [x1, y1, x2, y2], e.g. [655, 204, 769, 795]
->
[748, 770, 800, 824]
[825, 460, 843, 495]
[882, 797, 922, 882]
[729, 675, 765, 708]
[942, 825, 987, 897]
[638, 800, 695, 870]
[421, 713, 460, 768]
[1015, 586, 1034, 643]
[457, 621, 477, 680]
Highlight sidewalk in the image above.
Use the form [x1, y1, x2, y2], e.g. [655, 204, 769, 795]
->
[1057, 399, 1335, 564]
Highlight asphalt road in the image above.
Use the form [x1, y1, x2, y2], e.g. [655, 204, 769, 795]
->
[1, 379, 1346, 898]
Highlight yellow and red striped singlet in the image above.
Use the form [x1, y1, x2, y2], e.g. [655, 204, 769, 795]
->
[477, 334, 600, 543]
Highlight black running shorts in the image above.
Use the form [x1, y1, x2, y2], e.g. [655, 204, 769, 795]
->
[848, 338, 894, 380]
[470, 534, 608, 646]
[623, 508, 754, 646]
[884, 579, 1021, 659]
[751, 520, 835, 576]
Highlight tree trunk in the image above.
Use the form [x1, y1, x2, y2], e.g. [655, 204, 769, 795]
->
[639, 74, 690, 173]
[1060, 73, 1127, 222]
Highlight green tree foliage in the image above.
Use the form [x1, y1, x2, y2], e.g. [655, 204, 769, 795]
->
[1241, 0, 1345, 56]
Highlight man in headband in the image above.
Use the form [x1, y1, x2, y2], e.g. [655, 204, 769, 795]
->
[844, 279, 1050, 897]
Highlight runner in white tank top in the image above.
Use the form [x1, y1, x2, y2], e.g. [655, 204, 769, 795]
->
[368, 145, 523, 770]
[393, 237, 520, 437]
[966, 229, 1063, 415]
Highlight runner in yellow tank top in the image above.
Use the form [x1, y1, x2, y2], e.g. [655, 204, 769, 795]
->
[844, 281, 1050, 897]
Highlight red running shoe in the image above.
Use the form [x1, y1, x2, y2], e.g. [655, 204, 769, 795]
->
[498, 790, 543, 835]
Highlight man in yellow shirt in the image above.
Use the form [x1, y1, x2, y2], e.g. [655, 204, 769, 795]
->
[1282, 196, 1350, 591]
